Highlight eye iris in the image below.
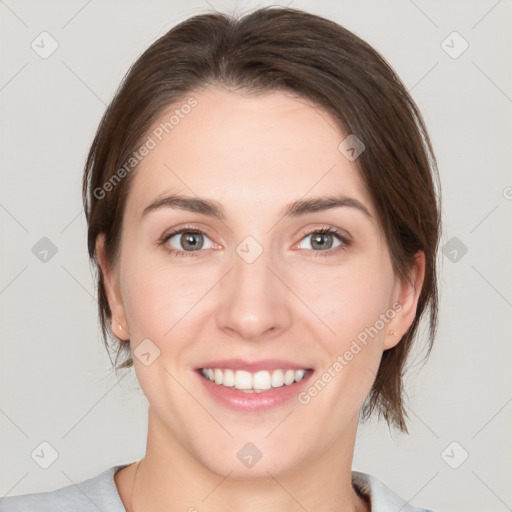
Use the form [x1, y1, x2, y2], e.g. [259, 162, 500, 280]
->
[181, 232, 203, 251]
[311, 232, 333, 250]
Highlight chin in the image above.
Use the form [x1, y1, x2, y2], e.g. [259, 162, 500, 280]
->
[193, 438, 308, 481]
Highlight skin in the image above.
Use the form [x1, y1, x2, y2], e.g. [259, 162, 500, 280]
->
[96, 86, 425, 512]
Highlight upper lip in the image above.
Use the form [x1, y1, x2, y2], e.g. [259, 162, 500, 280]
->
[196, 359, 313, 372]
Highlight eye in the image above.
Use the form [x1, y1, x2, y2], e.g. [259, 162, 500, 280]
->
[158, 226, 351, 258]
[159, 228, 215, 257]
[296, 227, 351, 256]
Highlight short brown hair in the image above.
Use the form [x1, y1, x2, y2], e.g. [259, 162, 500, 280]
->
[82, 6, 441, 432]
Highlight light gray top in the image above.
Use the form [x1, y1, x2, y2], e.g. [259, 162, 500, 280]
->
[0, 464, 434, 511]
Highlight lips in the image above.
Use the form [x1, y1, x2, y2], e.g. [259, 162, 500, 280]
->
[194, 358, 314, 411]
[195, 358, 313, 372]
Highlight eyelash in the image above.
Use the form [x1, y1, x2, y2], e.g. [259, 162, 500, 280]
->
[157, 226, 351, 258]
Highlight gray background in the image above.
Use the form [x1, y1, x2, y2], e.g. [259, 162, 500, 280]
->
[1, 1, 511, 510]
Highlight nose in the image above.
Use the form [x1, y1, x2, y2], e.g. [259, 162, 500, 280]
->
[215, 241, 292, 342]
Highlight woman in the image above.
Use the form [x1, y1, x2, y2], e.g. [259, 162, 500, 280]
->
[0, 6, 440, 512]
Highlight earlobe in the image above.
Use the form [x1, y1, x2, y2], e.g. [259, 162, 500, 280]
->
[383, 251, 426, 350]
[95, 234, 129, 338]
[113, 322, 128, 340]
[383, 328, 401, 350]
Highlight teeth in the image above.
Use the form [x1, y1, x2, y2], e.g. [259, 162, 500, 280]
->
[284, 369, 295, 385]
[235, 370, 252, 390]
[271, 369, 284, 387]
[295, 369, 305, 382]
[253, 371, 272, 391]
[201, 368, 308, 392]
[223, 369, 235, 387]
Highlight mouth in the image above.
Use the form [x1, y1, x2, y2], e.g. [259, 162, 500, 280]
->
[198, 367, 311, 393]
[194, 361, 314, 412]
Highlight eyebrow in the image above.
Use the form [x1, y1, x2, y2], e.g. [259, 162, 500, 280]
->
[141, 192, 372, 220]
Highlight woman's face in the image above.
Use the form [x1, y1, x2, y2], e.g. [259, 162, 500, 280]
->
[98, 86, 422, 478]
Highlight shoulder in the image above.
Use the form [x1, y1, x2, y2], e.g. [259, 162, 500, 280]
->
[0, 465, 129, 512]
[352, 471, 435, 512]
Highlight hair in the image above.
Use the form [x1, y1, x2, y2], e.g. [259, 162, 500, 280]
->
[82, 6, 441, 433]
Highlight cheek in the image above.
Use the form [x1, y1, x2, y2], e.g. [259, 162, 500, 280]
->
[122, 272, 196, 340]
[295, 256, 394, 348]
[295, 263, 394, 418]
[119, 245, 223, 348]
[119, 245, 192, 340]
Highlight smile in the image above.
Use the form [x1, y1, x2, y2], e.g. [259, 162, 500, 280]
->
[200, 367, 310, 393]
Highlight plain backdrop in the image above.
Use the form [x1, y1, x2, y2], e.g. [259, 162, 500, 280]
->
[1, 1, 511, 511]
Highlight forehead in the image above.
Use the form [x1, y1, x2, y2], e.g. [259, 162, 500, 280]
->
[125, 87, 374, 220]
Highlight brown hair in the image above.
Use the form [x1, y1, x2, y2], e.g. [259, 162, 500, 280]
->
[82, 6, 441, 432]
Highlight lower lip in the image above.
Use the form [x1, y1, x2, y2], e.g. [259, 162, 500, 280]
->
[196, 369, 314, 412]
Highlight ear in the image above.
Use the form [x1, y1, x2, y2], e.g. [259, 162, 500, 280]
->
[383, 250, 426, 350]
[95, 234, 130, 339]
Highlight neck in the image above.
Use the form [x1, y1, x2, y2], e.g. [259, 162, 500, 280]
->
[117, 407, 369, 512]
